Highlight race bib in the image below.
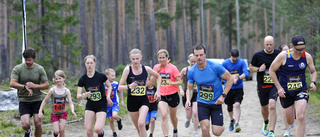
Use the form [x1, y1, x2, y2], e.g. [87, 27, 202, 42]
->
[229, 69, 239, 76]
[160, 73, 171, 86]
[147, 90, 156, 103]
[263, 69, 274, 84]
[105, 86, 115, 98]
[287, 76, 303, 91]
[199, 85, 214, 101]
[131, 80, 146, 96]
[53, 97, 66, 112]
[89, 91, 102, 101]
[88, 86, 102, 101]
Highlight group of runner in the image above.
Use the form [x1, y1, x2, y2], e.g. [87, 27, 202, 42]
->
[9, 34, 317, 137]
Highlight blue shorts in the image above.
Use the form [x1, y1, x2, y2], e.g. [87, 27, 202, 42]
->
[106, 104, 119, 118]
[145, 110, 157, 122]
[197, 102, 223, 126]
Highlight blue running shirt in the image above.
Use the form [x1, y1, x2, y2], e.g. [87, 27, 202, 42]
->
[222, 58, 249, 89]
[188, 60, 226, 104]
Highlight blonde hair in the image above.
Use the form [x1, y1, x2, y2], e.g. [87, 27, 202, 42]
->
[105, 68, 115, 75]
[129, 48, 142, 57]
[157, 49, 169, 57]
[84, 55, 96, 63]
[53, 70, 66, 86]
[187, 54, 195, 64]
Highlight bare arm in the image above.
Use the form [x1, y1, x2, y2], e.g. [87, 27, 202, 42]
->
[77, 87, 84, 100]
[306, 53, 317, 91]
[118, 66, 130, 91]
[38, 88, 54, 119]
[66, 89, 76, 118]
[216, 71, 233, 104]
[179, 68, 186, 96]
[9, 78, 25, 89]
[269, 53, 286, 90]
[185, 82, 194, 109]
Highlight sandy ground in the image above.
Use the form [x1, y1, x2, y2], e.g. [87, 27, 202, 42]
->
[49, 80, 320, 137]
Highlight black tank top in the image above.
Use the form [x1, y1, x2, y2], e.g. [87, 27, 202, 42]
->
[126, 65, 148, 96]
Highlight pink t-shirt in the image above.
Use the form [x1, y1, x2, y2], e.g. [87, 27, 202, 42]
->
[153, 63, 181, 96]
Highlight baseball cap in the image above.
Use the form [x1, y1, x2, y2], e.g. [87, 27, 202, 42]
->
[230, 49, 239, 57]
[292, 35, 305, 46]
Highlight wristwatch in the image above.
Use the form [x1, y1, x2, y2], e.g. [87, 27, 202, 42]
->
[221, 93, 227, 98]
[311, 81, 316, 85]
[257, 68, 260, 72]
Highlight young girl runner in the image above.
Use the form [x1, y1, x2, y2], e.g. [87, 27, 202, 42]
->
[118, 49, 161, 137]
[38, 70, 77, 137]
[77, 55, 113, 137]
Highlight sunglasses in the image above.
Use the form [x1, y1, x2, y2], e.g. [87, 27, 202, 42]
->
[294, 47, 306, 51]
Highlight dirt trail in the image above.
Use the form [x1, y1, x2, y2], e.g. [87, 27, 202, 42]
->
[60, 80, 320, 137]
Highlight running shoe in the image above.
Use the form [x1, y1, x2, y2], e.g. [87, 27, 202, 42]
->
[262, 123, 269, 136]
[113, 132, 117, 137]
[146, 124, 149, 131]
[173, 133, 178, 137]
[117, 117, 123, 130]
[149, 134, 153, 137]
[283, 129, 290, 137]
[185, 119, 190, 128]
[268, 132, 274, 137]
[24, 128, 31, 137]
[229, 120, 235, 131]
[194, 131, 199, 137]
[235, 123, 241, 132]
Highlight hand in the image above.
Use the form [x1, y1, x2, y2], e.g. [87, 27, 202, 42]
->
[166, 80, 171, 85]
[310, 82, 317, 91]
[107, 98, 113, 106]
[185, 101, 191, 110]
[180, 90, 185, 97]
[121, 101, 125, 108]
[83, 91, 91, 98]
[154, 91, 161, 101]
[129, 81, 138, 89]
[26, 87, 33, 96]
[26, 82, 37, 89]
[259, 63, 266, 72]
[233, 75, 238, 85]
[215, 96, 225, 105]
[38, 112, 43, 119]
[278, 88, 286, 98]
[72, 111, 77, 118]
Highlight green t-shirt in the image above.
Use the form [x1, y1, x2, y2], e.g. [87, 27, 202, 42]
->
[10, 63, 48, 102]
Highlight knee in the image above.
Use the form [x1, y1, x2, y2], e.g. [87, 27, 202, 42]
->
[112, 115, 118, 120]
[297, 113, 305, 122]
[34, 121, 42, 129]
[201, 127, 210, 135]
[150, 118, 156, 123]
[21, 122, 30, 130]
[234, 103, 240, 108]
[227, 105, 233, 112]
[109, 118, 114, 123]
[86, 128, 93, 135]
[162, 115, 168, 121]
[138, 121, 145, 129]
[212, 127, 224, 136]
[59, 127, 65, 134]
[95, 127, 103, 134]
[269, 103, 276, 110]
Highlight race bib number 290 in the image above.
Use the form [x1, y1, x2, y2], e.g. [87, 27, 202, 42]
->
[199, 85, 214, 101]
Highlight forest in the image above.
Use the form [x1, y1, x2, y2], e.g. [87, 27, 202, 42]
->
[0, 0, 319, 81]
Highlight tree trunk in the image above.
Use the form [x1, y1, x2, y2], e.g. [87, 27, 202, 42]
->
[182, 0, 189, 60]
[142, 0, 150, 65]
[263, 0, 268, 36]
[79, 0, 89, 73]
[170, 0, 176, 62]
[119, 0, 127, 65]
[135, 0, 141, 49]
[0, 0, 9, 81]
[148, 0, 157, 66]
[96, 0, 102, 72]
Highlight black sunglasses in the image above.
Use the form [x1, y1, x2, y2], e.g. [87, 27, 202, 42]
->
[294, 47, 306, 51]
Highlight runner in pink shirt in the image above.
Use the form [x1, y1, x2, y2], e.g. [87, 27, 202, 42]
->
[153, 49, 182, 137]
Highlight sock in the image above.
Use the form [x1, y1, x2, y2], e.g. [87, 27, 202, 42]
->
[173, 129, 178, 133]
[54, 133, 58, 137]
[270, 130, 274, 133]
[231, 119, 234, 122]
[25, 129, 30, 133]
[98, 131, 104, 137]
[264, 120, 269, 124]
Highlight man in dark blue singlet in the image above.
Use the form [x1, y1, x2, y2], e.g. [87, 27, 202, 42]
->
[269, 35, 317, 137]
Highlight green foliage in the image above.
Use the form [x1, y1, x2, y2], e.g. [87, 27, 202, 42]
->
[0, 85, 11, 91]
[154, 12, 173, 29]
[7, 0, 82, 79]
[115, 65, 126, 78]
